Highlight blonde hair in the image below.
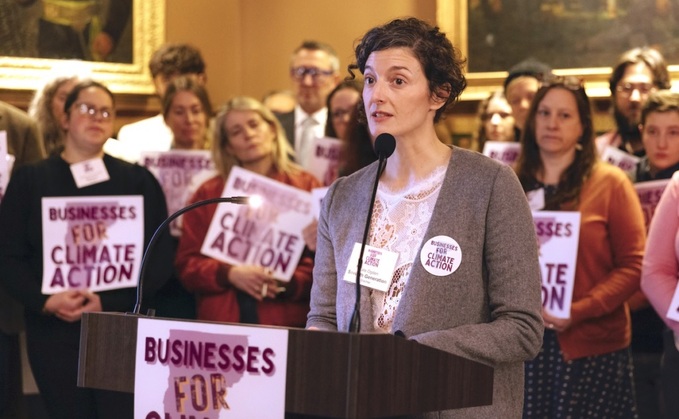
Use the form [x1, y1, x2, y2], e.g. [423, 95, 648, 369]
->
[28, 76, 78, 155]
[213, 96, 296, 179]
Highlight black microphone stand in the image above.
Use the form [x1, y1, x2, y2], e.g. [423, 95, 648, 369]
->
[348, 134, 396, 332]
[131, 196, 250, 315]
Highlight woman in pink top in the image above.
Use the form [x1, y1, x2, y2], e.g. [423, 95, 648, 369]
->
[641, 170, 679, 418]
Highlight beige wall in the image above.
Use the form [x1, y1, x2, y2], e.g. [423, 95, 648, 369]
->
[163, 1, 614, 142]
[166, 0, 436, 107]
[0, 0, 615, 139]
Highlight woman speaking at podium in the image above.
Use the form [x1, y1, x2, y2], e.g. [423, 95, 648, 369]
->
[306, 18, 544, 418]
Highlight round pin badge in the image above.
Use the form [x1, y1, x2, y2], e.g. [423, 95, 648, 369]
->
[420, 235, 462, 276]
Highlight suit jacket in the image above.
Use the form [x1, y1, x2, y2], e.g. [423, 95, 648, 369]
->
[308, 147, 543, 418]
[0, 101, 45, 334]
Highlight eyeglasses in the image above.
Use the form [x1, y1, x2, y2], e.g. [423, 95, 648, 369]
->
[74, 103, 114, 121]
[290, 66, 335, 81]
[616, 82, 655, 96]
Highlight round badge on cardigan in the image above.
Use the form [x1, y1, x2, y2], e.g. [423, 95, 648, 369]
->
[419, 235, 462, 276]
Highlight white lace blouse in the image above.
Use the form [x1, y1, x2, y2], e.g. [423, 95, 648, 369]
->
[369, 164, 448, 333]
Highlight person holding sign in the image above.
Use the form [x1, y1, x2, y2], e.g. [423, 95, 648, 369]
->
[642, 172, 679, 418]
[0, 80, 174, 419]
[176, 96, 321, 327]
[144, 75, 215, 320]
[639, 94, 679, 419]
[307, 18, 544, 418]
[630, 90, 679, 418]
[515, 76, 646, 418]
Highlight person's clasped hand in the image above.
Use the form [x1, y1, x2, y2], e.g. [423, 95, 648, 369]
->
[43, 289, 103, 322]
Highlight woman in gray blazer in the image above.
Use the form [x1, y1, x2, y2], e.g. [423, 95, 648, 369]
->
[307, 17, 544, 418]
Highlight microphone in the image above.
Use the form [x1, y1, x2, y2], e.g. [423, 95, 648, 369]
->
[349, 133, 396, 332]
[131, 196, 250, 315]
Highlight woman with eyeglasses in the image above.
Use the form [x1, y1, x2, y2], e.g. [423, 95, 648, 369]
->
[473, 90, 515, 152]
[516, 77, 645, 418]
[0, 80, 173, 419]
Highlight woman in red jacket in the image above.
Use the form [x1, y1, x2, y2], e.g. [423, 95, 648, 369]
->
[175, 96, 320, 327]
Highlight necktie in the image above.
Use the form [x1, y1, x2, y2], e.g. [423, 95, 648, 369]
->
[298, 117, 317, 169]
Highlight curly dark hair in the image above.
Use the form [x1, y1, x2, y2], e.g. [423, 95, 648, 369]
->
[349, 17, 467, 123]
[515, 77, 597, 210]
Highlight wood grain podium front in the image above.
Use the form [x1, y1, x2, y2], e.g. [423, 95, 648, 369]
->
[78, 312, 493, 418]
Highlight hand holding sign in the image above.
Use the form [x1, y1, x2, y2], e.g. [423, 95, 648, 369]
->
[224, 266, 279, 301]
[542, 308, 572, 332]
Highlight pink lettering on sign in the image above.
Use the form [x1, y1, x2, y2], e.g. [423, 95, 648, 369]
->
[541, 263, 568, 311]
[48, 200, 137, 290]
[142, 330, 277, 418]
[208, 208, 298, 276]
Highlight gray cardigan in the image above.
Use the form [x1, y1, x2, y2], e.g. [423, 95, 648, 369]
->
[308, 147, 543, 418]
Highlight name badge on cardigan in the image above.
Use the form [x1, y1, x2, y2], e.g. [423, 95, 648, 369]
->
[420, 235, 462, 276]
[343, 243, 398, 292]
[70, 157, 110, 188]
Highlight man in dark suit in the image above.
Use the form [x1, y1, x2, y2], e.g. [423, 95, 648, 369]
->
[0, 100, 45, 418]
[277, 40, 340, 170]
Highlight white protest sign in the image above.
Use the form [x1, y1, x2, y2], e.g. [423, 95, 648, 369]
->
[601, 145, 640, 178]
[634, 179, 670, 230]
[311, 186, 329, 220]
[307, 136, 342, 186]
[135, 318, 288, 419]
[41, 196, 144, 294]
[533, 211, 581, 319]
[667, 287, 679, 323]
[482, 141, 521, 166]
[200, 166, 314, 282]
[140, 150, 216, 236]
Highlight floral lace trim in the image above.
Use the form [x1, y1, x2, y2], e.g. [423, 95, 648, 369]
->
[369, 164, 447, 332]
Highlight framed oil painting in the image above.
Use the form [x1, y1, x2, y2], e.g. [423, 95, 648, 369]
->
[0, 0, 164, 94]
[437, 0, 679, 100]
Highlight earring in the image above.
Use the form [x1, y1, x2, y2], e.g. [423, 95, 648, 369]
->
[575, 143, 583, 151]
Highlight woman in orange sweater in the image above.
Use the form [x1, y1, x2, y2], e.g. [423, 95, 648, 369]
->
[515, 76, 646, 418]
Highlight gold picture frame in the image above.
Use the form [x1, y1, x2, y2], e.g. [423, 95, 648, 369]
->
[0, 0, 164, 95]
[436, 0, 679, 101]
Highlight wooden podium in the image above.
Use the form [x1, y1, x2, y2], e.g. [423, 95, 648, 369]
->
[78, 312, 493, 418]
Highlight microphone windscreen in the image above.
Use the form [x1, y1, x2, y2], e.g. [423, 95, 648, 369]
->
[374, 133, 396, 158]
